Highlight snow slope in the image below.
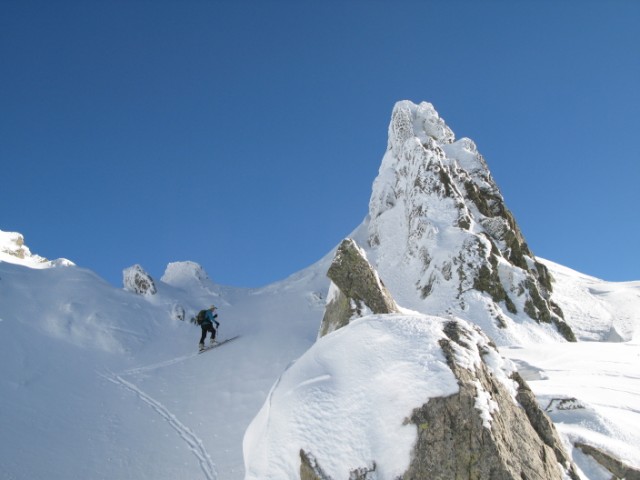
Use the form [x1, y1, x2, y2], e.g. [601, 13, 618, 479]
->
[507, 259, 640, 477]
[0, 230, 332, 479]
[540, 258, 640, 342]
[3, 228, 638, 479]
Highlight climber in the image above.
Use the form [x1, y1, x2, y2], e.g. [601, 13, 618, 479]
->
[198, 305, 220, 351]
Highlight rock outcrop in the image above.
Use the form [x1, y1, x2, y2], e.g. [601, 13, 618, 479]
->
[0, 229, 73, 268]
[404, 320, 579, 480]
[368, 100, 575, 343]
[297, 316, 579, 480]
[170, 303, 186, 321]
[122, 264, 157, 296]
[161, 261, 211, 286]
[300, 318, 579, 480]
[0, 231, 31, 260]
[160, 261, 220, 300]
[300, 450, 330, 480]
[318, 238, 399, 337]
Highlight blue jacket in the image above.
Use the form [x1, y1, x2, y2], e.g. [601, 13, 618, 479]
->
[204, 309, 219, 327]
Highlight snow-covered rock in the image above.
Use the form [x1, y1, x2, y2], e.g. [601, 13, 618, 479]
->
[0, 229, 74, 268]
[123, 264, 157, 296]
[244, 314, 459, 479]
[367, 100, 574, 345]
[245, 312, 580, 479]
[161, 261, 216, 291]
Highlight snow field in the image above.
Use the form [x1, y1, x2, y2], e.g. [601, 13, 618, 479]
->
[501, 341, 640, 475]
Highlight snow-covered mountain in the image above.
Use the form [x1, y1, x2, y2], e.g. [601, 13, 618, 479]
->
[1, 101, 639, 479]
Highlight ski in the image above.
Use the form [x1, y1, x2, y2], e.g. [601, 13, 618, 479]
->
[198, 335, 240, 354]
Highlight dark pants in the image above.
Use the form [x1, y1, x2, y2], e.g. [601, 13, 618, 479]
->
[200, 323, 216, 344]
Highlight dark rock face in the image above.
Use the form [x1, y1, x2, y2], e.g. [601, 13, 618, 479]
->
[403, 321, 579, 480]
[512, 373, 577, 475]
[318, 238, 399, 337]
[122, 264, 157, 296]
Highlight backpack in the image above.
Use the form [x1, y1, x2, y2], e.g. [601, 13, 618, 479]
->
[195, 309, 207, 325]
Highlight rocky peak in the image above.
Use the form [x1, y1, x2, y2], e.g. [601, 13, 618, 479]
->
[368, 100, 575, 343]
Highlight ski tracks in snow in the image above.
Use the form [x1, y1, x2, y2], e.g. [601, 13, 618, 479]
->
[120, 352, 199, 376]
[103, 372, 218, 480]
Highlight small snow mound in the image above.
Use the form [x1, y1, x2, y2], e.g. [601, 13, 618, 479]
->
[161, 261, 211, 288]
[49, 258, 75, 267]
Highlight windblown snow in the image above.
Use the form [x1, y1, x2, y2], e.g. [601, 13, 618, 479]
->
[244, 314, 460, 479]
[1, 101, 639, 480]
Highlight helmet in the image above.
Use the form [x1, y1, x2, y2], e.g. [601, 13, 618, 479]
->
[210, 305, 217, 310]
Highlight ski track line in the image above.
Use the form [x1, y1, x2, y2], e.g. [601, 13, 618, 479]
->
[121, 337, 239, 375]
[103, 372, 217, 480]
[120, 352, 199, 375]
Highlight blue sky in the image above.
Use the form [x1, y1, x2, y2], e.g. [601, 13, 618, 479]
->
[1, 0, 638, 287]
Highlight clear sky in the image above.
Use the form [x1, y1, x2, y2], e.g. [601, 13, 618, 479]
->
[1, 0, 638, 287]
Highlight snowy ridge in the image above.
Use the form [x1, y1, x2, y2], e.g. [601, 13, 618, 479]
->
[0, 229, 73, 268]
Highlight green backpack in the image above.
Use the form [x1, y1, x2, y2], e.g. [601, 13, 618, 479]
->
[195, 310, 207, 325]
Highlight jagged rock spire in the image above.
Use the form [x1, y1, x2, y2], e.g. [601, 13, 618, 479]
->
[368, 100, 575, 343]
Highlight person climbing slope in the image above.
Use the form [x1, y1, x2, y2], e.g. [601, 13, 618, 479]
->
[198, 305, 220, 351]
